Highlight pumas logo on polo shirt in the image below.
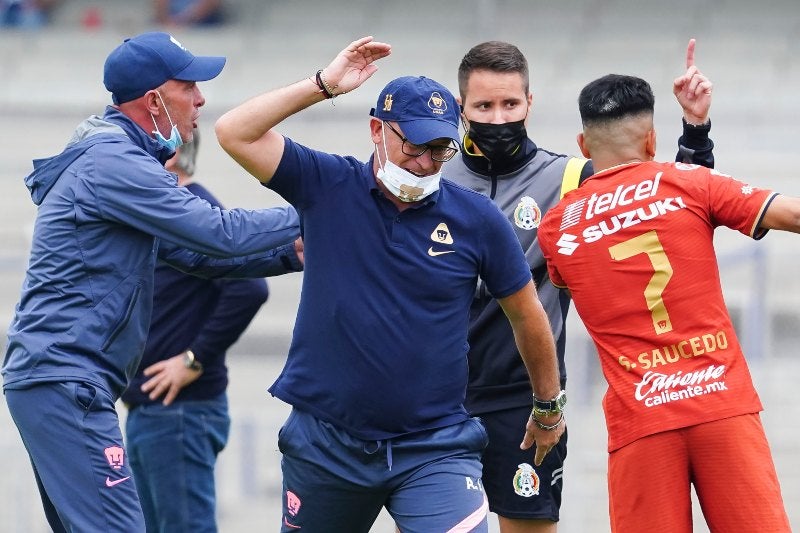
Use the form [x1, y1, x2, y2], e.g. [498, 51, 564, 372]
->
[428, 222, 455, 256]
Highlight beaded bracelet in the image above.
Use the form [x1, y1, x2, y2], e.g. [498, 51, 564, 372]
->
[531, 412, 564, 431]
[314, 69, 338, 99]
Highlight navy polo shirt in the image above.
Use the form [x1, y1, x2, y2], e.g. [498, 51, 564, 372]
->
[267, 137, 531, 440]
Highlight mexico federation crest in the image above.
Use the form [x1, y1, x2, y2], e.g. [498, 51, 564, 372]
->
[513, 463, 540, 497]
[514, 196, 542, 230]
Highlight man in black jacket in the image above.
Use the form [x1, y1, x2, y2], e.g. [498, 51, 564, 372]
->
[445, 39, 713, 532]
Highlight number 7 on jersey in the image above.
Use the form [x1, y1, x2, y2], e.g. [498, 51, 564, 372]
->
[608, 230, 674, 335]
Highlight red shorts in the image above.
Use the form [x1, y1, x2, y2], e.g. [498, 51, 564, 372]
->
[608, 413, 790, 533]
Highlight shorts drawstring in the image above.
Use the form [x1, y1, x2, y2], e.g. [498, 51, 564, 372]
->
[363, 439, 393, 471]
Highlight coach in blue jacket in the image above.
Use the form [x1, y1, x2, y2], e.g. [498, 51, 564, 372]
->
[2, 32, 301, 532]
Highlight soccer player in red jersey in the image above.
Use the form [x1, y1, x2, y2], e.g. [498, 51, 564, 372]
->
[538, 72, 796, 532]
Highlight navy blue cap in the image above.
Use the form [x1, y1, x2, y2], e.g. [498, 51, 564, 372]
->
[103, 32, 226, 104]
[370, 76, 459, 144]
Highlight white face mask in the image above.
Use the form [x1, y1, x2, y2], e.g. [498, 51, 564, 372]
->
[375, 123, 442, 203]
[150, 90, 183, 152]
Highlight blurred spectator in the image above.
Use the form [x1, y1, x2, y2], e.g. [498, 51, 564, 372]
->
[153, 0, 226, 27]
[123, 131, 272, 532]
[1, 0, 60, 28]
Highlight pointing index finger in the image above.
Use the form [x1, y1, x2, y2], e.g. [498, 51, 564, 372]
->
[686, 38, 696, 69]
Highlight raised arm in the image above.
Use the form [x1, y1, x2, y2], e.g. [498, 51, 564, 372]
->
[215, 36, 391, 184]
[673, 38, 713, 126]
[673, 38, 715, 167]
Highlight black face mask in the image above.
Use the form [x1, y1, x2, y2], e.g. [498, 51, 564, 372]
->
[467, 119, 528, 161]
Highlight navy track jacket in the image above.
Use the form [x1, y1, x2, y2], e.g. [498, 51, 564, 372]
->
[3, 107, 300, 399]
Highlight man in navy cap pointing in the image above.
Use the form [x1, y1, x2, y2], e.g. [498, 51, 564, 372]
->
[3, 32, 301, 532]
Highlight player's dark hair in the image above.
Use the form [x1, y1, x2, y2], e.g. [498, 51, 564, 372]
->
[578, 74, 654, 127]
[458, 41, 530, 98]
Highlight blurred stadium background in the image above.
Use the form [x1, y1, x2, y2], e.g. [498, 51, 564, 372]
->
[1, 0, 798, 531]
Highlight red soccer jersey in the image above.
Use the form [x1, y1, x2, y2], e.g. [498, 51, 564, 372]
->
[538, 161, 777, 451]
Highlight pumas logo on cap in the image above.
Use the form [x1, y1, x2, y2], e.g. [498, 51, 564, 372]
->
[428, 92, 447, 115]
[169, 35, 187, 51]
[383, 94, 394, 112]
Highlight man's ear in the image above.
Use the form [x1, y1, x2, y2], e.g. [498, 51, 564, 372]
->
[369, 118, 383, 144]
[143, 90, 161, 115]
[522, 91, 534, 127]
[577, 132, 591, 158]
[645, 128, 657, 159]
[460, 111, 470, 132]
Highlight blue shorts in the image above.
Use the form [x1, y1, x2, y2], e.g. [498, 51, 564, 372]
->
[479, 404, 568, 521]
[5, 381, 145, 532]
[277, 408, 490, 532]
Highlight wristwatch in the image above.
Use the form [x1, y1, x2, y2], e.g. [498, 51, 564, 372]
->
[183, 350, 203, 372]
[532, 390, 567, 417]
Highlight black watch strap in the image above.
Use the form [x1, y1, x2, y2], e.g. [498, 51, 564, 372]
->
[532, 390, 567, 416]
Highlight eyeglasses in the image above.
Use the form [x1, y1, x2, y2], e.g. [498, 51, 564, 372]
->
[383, 122, 459, 162]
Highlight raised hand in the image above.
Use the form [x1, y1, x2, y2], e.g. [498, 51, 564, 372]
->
[319, 36, 392, 96]
[673, 38, 713, 125]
